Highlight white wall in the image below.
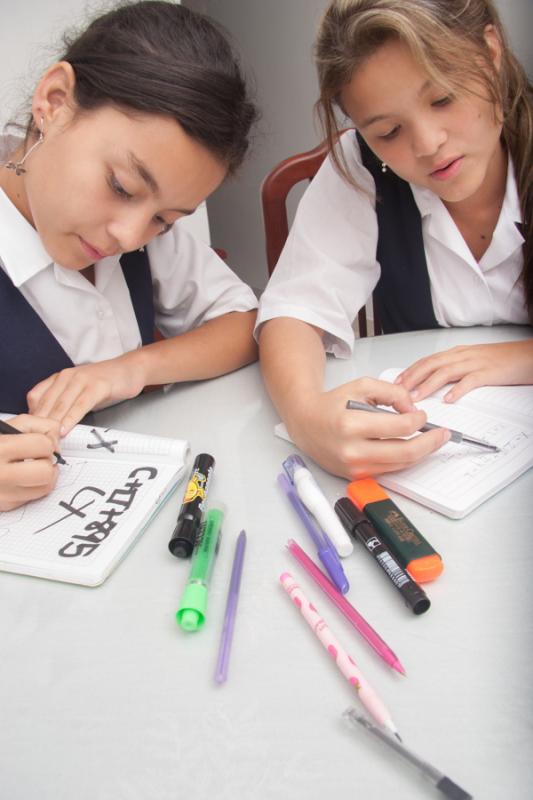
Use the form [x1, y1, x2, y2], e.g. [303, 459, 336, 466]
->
[185, 0, 533, 293]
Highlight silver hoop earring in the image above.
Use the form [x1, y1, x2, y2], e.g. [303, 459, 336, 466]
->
[381, 162, 387, 173]
[2, 117, 45, 176]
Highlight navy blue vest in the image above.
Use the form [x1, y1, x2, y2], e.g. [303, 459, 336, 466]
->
[0, 249, 155, 414]
[357, 133, 440, 334]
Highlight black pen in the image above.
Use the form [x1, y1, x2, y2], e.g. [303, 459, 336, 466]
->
[168, 453, 215, 558]
[0, 418, 67, 465]
[335, 497, 430, 615]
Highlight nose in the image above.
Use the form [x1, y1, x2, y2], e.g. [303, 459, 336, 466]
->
[411, 118, 447, 160]
[106, 209, 152, 253]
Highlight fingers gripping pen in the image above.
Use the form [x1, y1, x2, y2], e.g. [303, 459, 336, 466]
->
[283, 455, 353, 558]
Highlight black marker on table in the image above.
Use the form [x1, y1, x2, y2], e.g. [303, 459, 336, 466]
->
[168, 453, 215, 558]
[335, 497, 430, 615]
[0, 418, 66, 465]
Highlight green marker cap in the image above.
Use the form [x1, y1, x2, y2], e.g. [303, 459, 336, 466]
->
[176, 583, 208, 631]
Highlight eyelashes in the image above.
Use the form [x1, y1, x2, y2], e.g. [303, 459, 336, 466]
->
[109, 172, 173, 234]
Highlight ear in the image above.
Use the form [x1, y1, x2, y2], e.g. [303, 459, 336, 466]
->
[31, 62, 77, 130]
[483, 24, 503, 72]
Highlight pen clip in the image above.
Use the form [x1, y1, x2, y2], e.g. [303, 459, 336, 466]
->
[317, 532, 349, 595]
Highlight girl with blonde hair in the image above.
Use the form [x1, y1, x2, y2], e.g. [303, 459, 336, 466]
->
[257, 0, 532, 479]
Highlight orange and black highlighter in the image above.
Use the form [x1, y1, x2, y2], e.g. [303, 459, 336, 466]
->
[347, 479, 443, 583]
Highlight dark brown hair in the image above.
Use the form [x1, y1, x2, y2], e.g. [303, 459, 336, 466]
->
[315, 0, 533, 319]
[31, 1, 258, 175]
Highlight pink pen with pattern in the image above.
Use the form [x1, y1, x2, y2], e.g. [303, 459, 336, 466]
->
[280, 572, 401, 740]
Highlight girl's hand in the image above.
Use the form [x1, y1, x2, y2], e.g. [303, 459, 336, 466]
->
[395, 340, 533, 403]
[0, 415, 61, 511]
[287, 377, 450, 479]
[27, 355, 147, 434]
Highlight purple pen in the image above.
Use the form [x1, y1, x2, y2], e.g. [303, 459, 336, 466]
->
[277, 473, 349, 594]
[214, 530, 247, 685]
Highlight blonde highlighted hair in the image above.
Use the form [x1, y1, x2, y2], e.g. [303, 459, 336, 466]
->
[315, 0, 533, 319]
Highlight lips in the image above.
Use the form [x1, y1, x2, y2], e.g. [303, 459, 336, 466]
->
[78, 236, 110, 260]
[429, 156, 464, 181]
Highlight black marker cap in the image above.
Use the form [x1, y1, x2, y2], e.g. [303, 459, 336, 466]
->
[168, 516, 200, 559]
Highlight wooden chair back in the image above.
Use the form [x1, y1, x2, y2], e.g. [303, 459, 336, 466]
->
[261, 138, 381, 337]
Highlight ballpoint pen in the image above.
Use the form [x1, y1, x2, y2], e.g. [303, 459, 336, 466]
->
[346, 400, 500, 452]
[286, 539, 405, 674]
[214, 530, 247, 684]
[282, 454, 353, 557]
[176, 505, 224, 631]
[342, 708, 473, 800]
[280, 572, 401, 739]
[278, 472, 349, 594]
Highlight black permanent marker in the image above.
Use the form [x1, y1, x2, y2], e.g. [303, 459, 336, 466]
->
[168, 453, 215, 558]
[335, 497, 430, 615]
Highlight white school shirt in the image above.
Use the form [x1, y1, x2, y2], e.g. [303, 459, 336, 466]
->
[256, 129, 527, 357]
[0, 187, 257, 368]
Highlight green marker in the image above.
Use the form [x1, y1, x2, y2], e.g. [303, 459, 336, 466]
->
[176, 506, 224, 632]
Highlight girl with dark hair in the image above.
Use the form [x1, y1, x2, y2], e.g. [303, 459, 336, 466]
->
[257, 0, 532, 480]
[0, 1, 259, 510]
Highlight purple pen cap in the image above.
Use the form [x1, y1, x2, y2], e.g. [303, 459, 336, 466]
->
[282, 454, 306, 482]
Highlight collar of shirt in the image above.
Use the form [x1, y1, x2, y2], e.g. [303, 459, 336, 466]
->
[410, 156, 523, 272]
[0, 187, 53, 286]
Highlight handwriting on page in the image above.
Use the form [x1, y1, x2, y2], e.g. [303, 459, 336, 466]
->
[389, 398, 533, 507]
[0, 460, 166, 561]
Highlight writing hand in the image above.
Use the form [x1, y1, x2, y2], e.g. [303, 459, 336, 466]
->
[287, 377, 450, 480]
[27, 355, 147, 434]
[395, 340, 533, 403]
[0, 415, 61, 511]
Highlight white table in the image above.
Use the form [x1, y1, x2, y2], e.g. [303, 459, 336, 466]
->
[1, 326, 532, 800]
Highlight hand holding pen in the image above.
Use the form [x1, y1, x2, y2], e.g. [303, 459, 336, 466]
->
[0, 416, 64, 512]
[280, 572, 401, 739]
[346, 400, 499, 452]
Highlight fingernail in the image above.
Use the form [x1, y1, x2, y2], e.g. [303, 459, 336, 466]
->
[410, 389, 419, 400]
[60, 426, 67, 436]
[443, 429, 452, 442]
[444, 392, 453, 403]
[394, 376, 402, 384]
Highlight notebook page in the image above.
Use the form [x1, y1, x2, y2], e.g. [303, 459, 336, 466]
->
[377, 397, 533, 518]
[380, 369, 533, 425]
[0, 421, 189, 584]
[61, 423, 189, 465]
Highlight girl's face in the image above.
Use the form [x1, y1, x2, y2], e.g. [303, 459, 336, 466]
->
[17, 86, 226, 269]
[341, 38, 505, 207]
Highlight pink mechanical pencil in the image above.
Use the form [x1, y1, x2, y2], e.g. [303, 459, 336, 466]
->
[287, 539, 405, 675]
[280, 572, 401, 740]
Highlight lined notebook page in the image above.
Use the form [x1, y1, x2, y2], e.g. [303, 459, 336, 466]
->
[378, 371, 533, 518]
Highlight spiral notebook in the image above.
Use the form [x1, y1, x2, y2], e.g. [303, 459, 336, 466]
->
[275, 372, 533, 519]
[0, 421, 189, 586]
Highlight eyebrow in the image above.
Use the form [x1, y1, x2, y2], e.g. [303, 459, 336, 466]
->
[358, 79, 433, 129]
[127, 151, 196, 216]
